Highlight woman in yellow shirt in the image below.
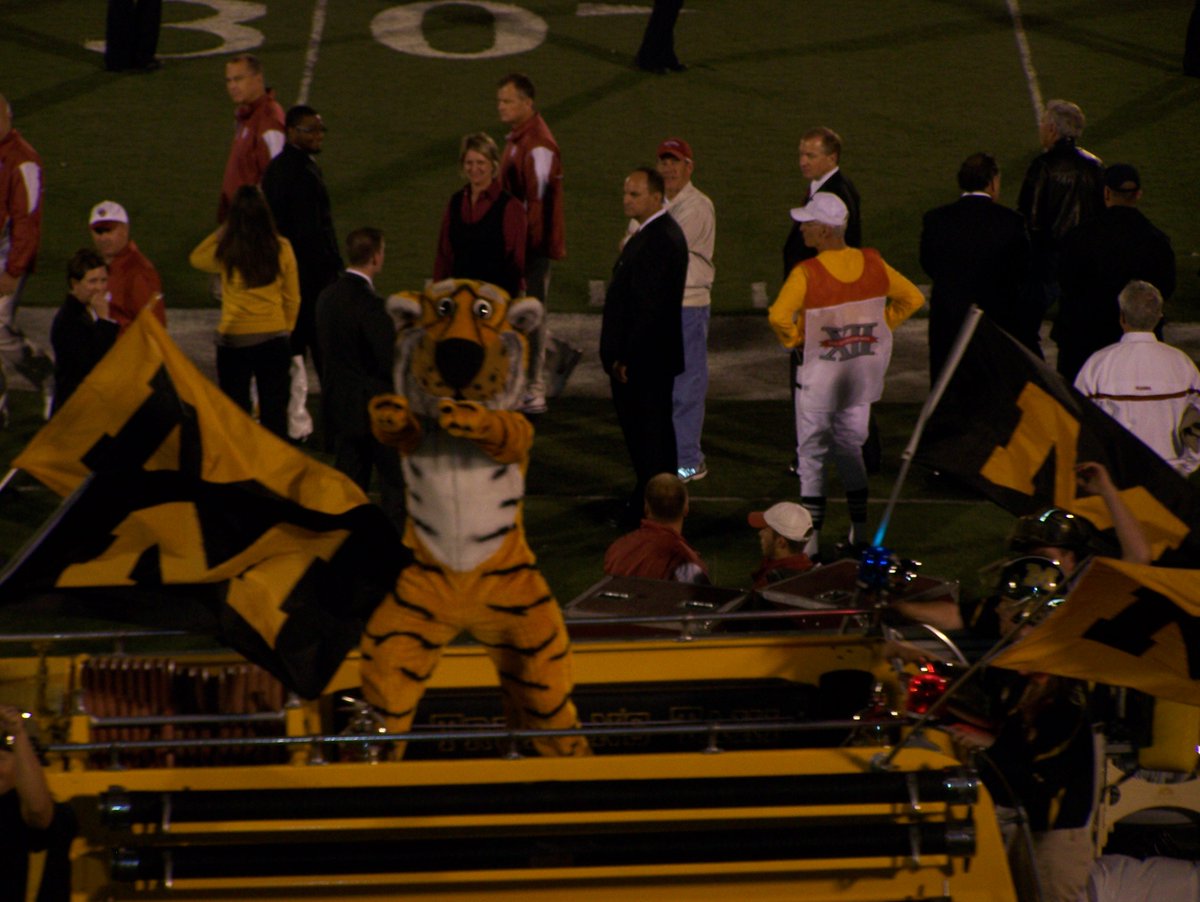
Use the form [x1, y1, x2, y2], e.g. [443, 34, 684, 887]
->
[190, 186, 300, 438]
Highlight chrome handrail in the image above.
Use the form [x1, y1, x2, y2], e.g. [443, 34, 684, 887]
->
[43, 715, 902, 755]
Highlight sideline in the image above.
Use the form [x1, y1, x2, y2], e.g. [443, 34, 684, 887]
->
[296, 0, 329, 106]
[1005, 0, 1044, 125]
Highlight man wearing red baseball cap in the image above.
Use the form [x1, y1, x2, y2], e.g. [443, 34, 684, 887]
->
[626, 138, 715, 484]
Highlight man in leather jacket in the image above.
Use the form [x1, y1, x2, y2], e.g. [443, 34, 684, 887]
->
[1017, 99, 1104, 311]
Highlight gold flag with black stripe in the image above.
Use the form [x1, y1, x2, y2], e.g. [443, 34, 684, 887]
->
[993, 559, 1200, 705]
[915, 315, 1200, 566]
[1, 310, 407, 697]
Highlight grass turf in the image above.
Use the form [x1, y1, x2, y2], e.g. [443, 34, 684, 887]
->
[0, 1, 1196, 316]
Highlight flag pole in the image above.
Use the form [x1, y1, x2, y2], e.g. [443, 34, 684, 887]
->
[0, 467, 21, 499]
[872, 306, 985, 547]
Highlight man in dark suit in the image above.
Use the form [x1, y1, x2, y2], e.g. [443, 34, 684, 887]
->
[263, 104, 344, 441]
[635, 0, 686, 73]
[104, 0, 162, 72]
[600, 167, 689, 528]
[1053, 163, 1176, 382]
[782, 126, 861, 278]
[315, 227, 403, 530]
[920, 152, 1037, 385]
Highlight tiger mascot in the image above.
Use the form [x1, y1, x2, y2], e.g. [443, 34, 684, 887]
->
[361, 279, 588, 757]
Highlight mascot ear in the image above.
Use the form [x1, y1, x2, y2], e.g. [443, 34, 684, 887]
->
[386, 292, 423, 331]
[507, 297, 544, 335]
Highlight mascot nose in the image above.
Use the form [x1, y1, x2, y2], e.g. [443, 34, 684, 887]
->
[435, 338, 485, 392]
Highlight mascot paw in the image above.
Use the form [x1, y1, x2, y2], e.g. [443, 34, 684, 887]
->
[437, 400, 501, 443]
[370, 394, 419, 448]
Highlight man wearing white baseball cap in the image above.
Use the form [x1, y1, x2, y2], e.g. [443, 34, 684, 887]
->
[88, 200, 164, 332]
[748, 501, 816, 588]
[768, 193, 923, 560]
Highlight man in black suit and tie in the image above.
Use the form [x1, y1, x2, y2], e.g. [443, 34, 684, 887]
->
[920, 152, 1037, 385]
[600, 167, 689, 528]
[315, 227, 404, 530]
[782, 127, 861, 278]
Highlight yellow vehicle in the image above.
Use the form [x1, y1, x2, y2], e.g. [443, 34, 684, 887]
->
[1, 567, 1020, 902]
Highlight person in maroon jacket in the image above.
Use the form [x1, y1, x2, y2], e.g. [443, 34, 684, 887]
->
[218, 55, 284, 224]
[604, 473, 708, 584]
[433, 132, 527, 298]
[88, 199, 165, 333]
[497, 73, 564, 414]
[748, 502, 816, 588]
[0, 93, 53, 426]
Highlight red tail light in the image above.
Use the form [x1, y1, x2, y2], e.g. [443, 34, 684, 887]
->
[906, 665, 950, 716]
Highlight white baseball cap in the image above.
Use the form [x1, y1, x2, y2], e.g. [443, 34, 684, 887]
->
[89, 200, 129, 228]
[789, 192, 848, 227]
[748, 502, 814, 542]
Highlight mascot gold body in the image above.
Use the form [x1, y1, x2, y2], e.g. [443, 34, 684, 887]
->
[361, 279, 587, 757]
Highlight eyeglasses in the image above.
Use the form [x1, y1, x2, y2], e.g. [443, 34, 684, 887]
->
[295, 124, 327, 134]
[91, 224, 118, 234]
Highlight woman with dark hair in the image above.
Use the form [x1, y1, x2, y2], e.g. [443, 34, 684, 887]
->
[49, 248, 118, 415]
[433, 131, 526, 297]
[189, 185, 299, 437]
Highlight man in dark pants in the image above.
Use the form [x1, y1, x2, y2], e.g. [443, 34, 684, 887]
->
[104, 0, 162, 72]
[315, 228, 403, 531]
[1016, 98, 1104, 315]
[920, 152, 1036, 385]
[600, 167, 688, 529]
[263, 104, 343, 442]
[635, 0, 686, 73]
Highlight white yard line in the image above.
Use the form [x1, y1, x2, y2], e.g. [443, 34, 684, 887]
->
[576, 3, 653, 16]
[296, 0, 329, 106]
[1005, 0, 1044, 126]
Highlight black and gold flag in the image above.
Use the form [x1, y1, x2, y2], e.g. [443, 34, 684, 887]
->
[0, 311, 407, 697]
[993, 559, 1200, 705]
[915, 315, 1200, 566]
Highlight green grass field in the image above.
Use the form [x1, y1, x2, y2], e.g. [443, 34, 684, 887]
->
[0, 0, 1195, 623]
[1, 1, 1197, 313]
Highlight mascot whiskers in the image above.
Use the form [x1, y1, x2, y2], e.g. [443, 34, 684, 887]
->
[361, 279, 588, 757]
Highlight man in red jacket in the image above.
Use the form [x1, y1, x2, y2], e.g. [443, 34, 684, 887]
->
[0, 94, 53, 426]
[218, 54, 284, 223]
[604, 473, 708, 584]
[497, 72, 565, 414]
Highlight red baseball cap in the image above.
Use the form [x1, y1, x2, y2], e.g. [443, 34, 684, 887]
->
[657, 138, 693, 162]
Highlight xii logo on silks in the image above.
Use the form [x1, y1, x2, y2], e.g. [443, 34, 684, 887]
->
[819, 321, 880, 361]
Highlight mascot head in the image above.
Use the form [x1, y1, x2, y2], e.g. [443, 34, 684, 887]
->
[388, 279, 543, 414]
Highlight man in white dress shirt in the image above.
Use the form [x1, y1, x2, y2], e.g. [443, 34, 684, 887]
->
[1075, 280, 1200, 475]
